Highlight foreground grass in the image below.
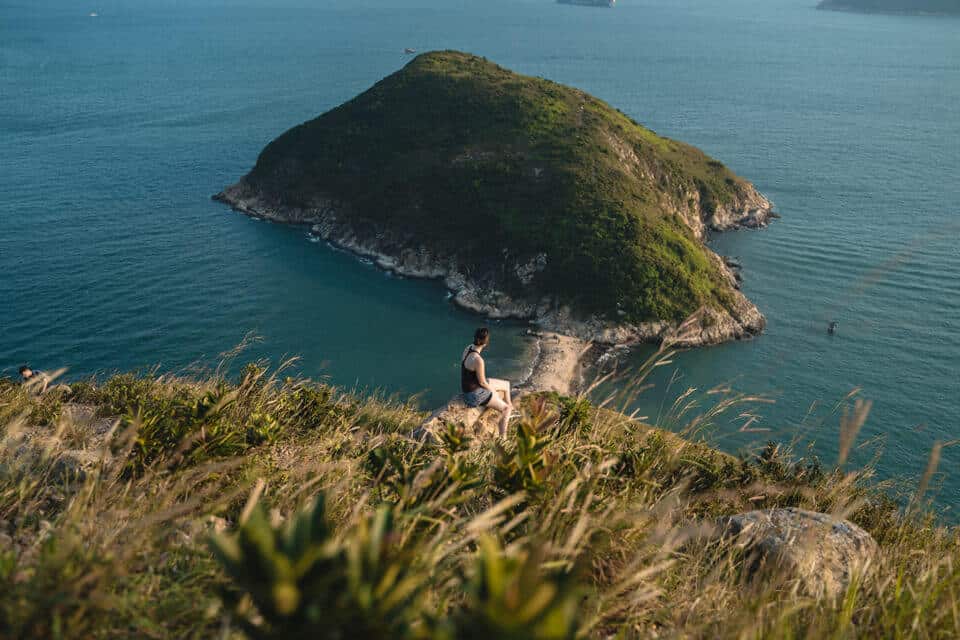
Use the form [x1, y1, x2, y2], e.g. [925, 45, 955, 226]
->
[0, 365, 957, 639]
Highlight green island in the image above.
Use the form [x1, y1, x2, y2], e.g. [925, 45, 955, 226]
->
[817, 0, 960, 14]
[2, 365, 957, 638]
[216, 51, 774, 347]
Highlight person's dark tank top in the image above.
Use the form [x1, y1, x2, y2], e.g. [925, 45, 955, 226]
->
[461, 347, 481, 393]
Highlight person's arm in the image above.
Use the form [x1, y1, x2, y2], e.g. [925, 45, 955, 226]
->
[474, 357, 494, 393]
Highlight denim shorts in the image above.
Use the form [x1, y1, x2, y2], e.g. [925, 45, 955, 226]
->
[463, 388, 493, 408]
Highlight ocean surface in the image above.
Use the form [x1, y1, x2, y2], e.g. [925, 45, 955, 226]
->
[2, 1, 958, 507]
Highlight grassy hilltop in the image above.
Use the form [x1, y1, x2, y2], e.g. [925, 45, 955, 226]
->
[229, 51, 771, 327]
[2, 364, 959, 638]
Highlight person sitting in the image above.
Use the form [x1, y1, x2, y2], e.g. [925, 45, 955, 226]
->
[19, 365, 49, 393]
[461, 327, 513, 437]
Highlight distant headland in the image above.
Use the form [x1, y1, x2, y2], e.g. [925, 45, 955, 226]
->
[558, 0, 616, 7]
[215, 51, 775, 352]
[817, 0, 960, 14]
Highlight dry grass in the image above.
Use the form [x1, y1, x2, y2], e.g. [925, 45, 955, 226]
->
[0, 360, 958, 639]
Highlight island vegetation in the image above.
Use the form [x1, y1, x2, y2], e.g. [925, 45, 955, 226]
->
[217, 51, 774, 345]
[2, 359, 959, 638]
[817, 0, 960, 14]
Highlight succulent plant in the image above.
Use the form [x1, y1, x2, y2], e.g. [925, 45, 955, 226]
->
[445, 536, 581, 640]
[493, 399, 558, 495]
[209, 494, 427, 639]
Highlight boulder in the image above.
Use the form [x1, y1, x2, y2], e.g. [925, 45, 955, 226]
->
[412, 394, 504, 444]
[718, 508, 878, 598]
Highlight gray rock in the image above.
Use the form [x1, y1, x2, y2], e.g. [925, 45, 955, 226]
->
[719, 508, 878, 598]
[411, 395, 504, 445]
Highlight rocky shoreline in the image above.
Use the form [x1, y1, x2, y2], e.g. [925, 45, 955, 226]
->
[214, 181, 770, 392]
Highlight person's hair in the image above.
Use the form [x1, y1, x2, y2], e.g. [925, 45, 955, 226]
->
[18, 365, 30, 375]
[473, 327, 490, 347]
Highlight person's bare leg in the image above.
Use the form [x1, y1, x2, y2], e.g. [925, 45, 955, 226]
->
[488, 378, 512, 404]
[491, 379, 515, 430]
[497, 400, 512, 436]
[487, 380, 514, 436]
[486, 393, 511, 437]
[500, 407, 511, 436]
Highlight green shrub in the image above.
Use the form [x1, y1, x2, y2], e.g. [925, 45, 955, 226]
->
[210, 494, 428, 639]
[272, 383, 346, 431]
[69, 368, 350, 476]
[0, 378, 64, 426]
[366, 427, 481, 512]
[0, 528, 113, 639]
[556, 396, 593, 436]
[494, 399, 557, 496]
[118, 386, 259, 475]
[443, 536, 580, 640]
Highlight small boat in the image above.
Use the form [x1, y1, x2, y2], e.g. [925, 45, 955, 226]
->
[828, 321, 839, 335]
[404, 48, 417, 55]
[89, 11, 99, 17]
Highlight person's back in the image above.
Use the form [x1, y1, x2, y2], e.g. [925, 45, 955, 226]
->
[461, 347, 484, 394]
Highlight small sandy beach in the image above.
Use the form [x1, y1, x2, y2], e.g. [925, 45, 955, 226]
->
[522, 331, 591, 396]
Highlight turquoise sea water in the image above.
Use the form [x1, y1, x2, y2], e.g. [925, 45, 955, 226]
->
[2, 1, 958, 506]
